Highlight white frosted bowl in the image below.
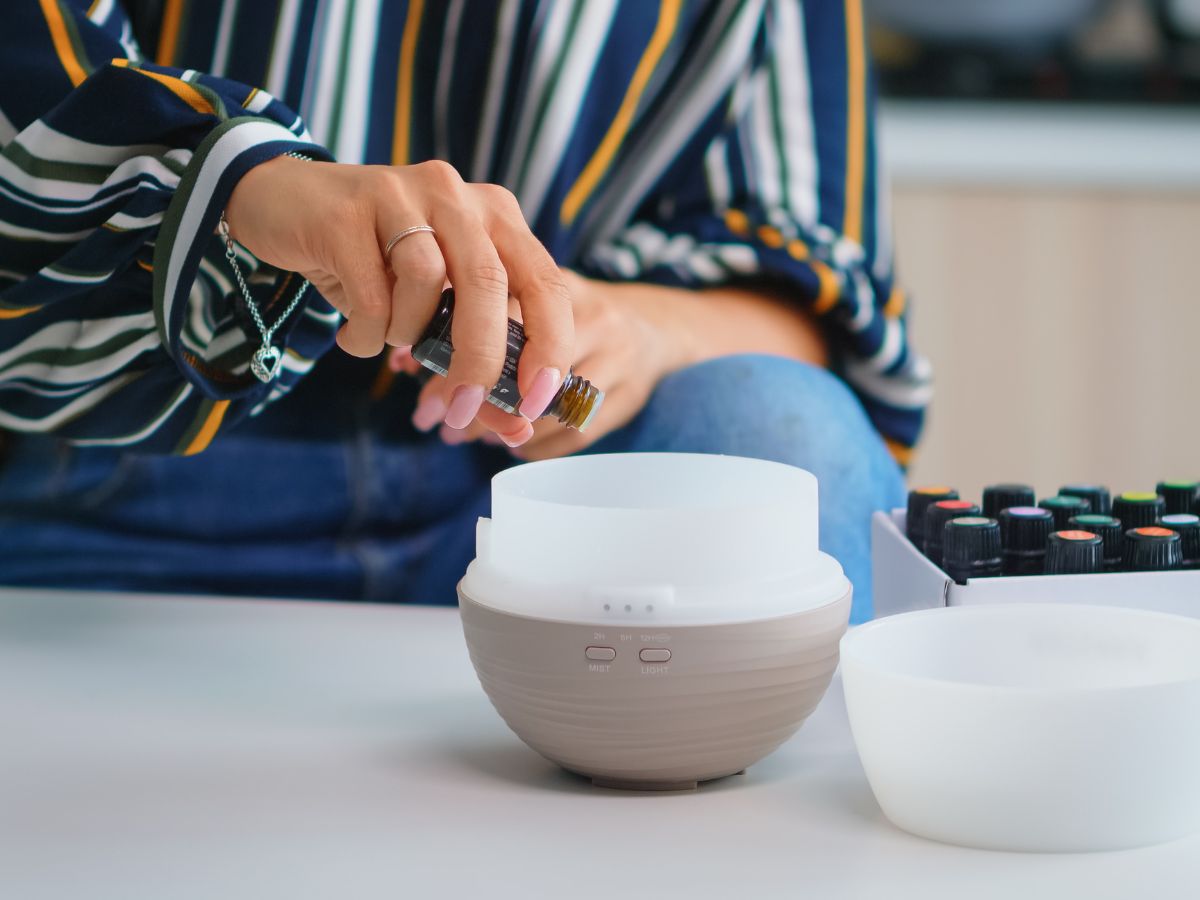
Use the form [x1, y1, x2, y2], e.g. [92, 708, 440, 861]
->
[841, 604, 1200, 851]
[459, 453, 851, 790]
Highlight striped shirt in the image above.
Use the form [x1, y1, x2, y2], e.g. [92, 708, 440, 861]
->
[1, 0, 929, 461]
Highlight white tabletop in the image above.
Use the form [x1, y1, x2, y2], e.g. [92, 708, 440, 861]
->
[1, 590, 1196, 900]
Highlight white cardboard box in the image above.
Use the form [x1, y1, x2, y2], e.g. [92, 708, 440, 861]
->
[872, 510, 1200, 619]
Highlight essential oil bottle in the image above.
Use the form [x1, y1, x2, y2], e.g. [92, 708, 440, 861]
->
[412, 288, 603, 430]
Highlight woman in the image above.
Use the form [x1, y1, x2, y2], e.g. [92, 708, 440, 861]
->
[0, 0, 927, 621]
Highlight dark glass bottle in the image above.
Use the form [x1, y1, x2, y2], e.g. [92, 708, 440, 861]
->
[1123, 526, 1183, 572]
[906, 486, 958, 547]
[1159, 514, 1200, 569]
[981, 483, 1034, 519]
[1069, 514, 1123, 571]
[1058, 484, 1111, 516]
[943, 516, 1003, 584]
[1157, 481, 1199, 516]
[1112, 492, 1165, 531]
[412, 289, 603, 430]
[923, 500, 981, 567]
[1038, 495, 1089, 532]
[999, 506, 1054, 575]
[1045, 530, 1103, 575]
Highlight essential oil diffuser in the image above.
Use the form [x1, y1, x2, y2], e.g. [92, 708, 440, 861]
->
[458, 452, 851, 791]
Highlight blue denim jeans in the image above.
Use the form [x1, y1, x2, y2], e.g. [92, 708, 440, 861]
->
[0, 354, 903, 621]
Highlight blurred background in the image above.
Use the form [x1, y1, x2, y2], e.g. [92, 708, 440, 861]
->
[867, 0, 1200, 500]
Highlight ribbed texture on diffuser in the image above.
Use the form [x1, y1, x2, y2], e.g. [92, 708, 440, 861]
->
[460, 591, 850, 788]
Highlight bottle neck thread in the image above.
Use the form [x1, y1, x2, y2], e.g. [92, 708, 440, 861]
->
[548, 373, 603, 431]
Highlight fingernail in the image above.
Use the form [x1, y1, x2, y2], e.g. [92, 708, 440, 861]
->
[444, 384, 485, 430]
[439, 425, 470, 445]
[412, 392, 447, 432]
[518, 367, 562, 420]
[499, 420, 535, 448]
[388, 345, 413, 372]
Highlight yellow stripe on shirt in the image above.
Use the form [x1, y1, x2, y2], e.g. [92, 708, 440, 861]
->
[0, 306, 42, 320]
[811, 260, 840, 314]
[156, 0, 186, 67]
[843, 0, 866, 245]
[112, 59, 213, 116]
[391, 0, 426, 166]
[560, 0, 681, 225]
[182, 399, 229, 456]
[885, 437, 913, 468]
[39, 0, 88, 87]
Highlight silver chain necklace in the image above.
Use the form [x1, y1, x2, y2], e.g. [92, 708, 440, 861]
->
[217, 151, 312, 383]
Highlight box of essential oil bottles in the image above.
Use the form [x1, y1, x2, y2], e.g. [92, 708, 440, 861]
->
[872, 482, 1200, 620]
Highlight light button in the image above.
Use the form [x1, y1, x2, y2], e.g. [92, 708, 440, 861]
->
[585, 646, 616, 661]
[639, 648, 671, 663]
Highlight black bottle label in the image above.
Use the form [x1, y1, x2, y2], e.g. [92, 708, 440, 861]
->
[413, 317, 528, 415]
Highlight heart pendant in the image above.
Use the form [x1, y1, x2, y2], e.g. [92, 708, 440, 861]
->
[250, 345, 283, 383]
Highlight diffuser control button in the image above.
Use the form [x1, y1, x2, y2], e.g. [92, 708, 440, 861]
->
[585, 646, 616, 661]
[639, 648, 671, 663]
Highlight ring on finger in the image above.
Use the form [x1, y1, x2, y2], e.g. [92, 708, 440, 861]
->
[384, 225, 437, 259]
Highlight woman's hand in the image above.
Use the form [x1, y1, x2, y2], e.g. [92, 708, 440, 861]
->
[394, 269, 691, 456]
[225, 156, 572, 429]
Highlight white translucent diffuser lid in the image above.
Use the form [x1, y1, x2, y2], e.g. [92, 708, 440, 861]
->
[461, 453, 849, 624]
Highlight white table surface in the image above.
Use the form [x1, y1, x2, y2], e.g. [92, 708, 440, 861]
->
[1, 589, 1196, 900]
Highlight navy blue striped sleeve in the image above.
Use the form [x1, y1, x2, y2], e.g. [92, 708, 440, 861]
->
[0, 0, 337, 454]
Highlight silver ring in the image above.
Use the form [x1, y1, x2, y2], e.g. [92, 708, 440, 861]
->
[384, 225, 436, 257]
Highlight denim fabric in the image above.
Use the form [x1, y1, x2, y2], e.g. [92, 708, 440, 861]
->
[0, 354, 903, 621]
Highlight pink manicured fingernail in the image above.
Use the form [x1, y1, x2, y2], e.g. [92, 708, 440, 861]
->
[499, 420, 535, 448]
[412, 392, 447, 432]
[444, 384, 485, 430]
[518, 367, 562, 420]
[439, 425, 470, 445]
[388, 345, 413, 372]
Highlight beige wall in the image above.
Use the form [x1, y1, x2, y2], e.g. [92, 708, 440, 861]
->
[894, 185, 1200, 504]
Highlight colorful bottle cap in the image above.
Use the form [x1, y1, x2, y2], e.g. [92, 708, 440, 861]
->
[1058, 484, 1111, 516]
[1156, 481, 1199, 516]
[1038, 495, 1089, 532]
[906, 486, 958, 547]
[982, 483, 1035, 519]
[1068, 514, 1123, 570]
[942, 516, 1003, 584]
[999, 506, 1054, 575]
[923, 500, 982, 566]
[1112, 492, 1165, 532]
[1045, 530, 1103, 575]
[1123, 526, 1183, 571]
[1159, 513, 1200, 569]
